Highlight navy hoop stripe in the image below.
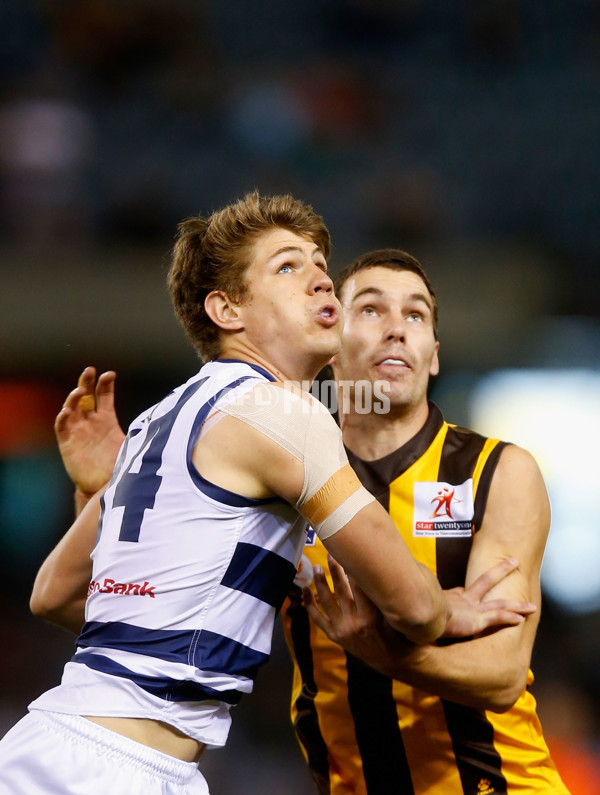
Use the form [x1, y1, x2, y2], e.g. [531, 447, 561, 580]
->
[71, 651, 243, 705]
[77, 621, 194, 663]
[222, 542, 297, 608]
[190, 628, 268, 678]
[75, 621, 268, 679]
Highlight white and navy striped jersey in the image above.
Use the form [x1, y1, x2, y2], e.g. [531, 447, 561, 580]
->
[30, 360, 308, 747]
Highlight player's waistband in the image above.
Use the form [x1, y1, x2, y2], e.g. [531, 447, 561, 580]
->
[29, 709, 199, 784]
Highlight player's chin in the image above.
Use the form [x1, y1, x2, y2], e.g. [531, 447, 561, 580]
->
[380, 388, 412, 409]
[314, 326, 342, 355]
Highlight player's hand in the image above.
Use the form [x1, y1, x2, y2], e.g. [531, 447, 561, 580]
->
[442, 558, 536, 638]
[302, 555, 405, 665]
[55, 366, 125, 497]
[303, 555, 537, 660]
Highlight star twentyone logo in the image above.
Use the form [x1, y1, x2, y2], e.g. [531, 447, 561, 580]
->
[413, 480, 475, 538]
[430, 486, 458, 519]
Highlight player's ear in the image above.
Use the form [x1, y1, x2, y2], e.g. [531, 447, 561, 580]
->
[204, 290, 244, 332]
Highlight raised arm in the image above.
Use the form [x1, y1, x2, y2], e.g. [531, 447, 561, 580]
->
[305, 445, 547, 712]
[30, 367, 124, 632]
[55, 366, 125, 514]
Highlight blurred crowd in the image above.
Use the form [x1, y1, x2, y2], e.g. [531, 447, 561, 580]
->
[1, 1, 599, 307]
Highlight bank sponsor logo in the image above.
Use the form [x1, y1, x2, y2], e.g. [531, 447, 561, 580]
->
[88, 577, 157, 598]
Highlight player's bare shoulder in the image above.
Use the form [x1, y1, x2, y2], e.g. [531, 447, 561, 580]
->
[493, 443, 548, 496]
[192, 380, 340, 504]
[482, 442, 551, 549]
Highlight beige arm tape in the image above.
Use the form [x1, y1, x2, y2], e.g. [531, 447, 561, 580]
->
[218, 382, 373, 539]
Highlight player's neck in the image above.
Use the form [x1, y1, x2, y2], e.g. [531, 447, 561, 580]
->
[340, 400, 430, 461]
[216, 341, 324, 385]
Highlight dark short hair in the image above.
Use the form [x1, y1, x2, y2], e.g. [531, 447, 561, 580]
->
[334, 248, 438, 338]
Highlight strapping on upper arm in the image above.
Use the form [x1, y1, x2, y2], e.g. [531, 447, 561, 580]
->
[219, 382, 374, 538]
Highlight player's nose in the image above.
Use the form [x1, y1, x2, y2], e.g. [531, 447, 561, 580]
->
[309, 264, 334, 295]
[384, 309, 406, 342]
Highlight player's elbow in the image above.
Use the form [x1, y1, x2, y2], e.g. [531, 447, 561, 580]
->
[482, 663, 529, 713]
[30, 584, 56, 619]
[30, 579, 70, 622]
[30, 588, 84, 634]
[485, 685, 524, 713]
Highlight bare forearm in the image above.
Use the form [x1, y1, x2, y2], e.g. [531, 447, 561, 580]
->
[74, 487, 96, 517]
[363, 625, 529, 712]
[324, 510, 451, 645]
[385, 561, 448, 644]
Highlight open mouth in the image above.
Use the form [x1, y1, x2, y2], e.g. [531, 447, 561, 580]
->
[375, 356, 411, 369]
[317, 304, 339, 325]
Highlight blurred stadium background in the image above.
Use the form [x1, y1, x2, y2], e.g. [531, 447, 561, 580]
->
[1, 2, 599, 793]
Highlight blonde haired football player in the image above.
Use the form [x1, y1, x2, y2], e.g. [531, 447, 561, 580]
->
[1, 200, 535, 795]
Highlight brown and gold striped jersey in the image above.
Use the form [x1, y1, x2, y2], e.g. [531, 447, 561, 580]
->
[281, 403, 569, 795]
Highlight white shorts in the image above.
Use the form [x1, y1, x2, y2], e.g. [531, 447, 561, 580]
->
[0, 710, 210, 795]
